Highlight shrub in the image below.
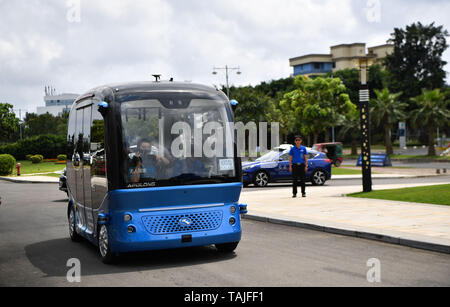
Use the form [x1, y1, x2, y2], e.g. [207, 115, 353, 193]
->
[31, 155, 43, 164]
[26, 154, 33, 161]
[57, 154, 67, 161]
[0, 134, 66, 160]
[0, 154, 16, 175]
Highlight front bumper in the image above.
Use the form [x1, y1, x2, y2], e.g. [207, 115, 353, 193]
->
[243, 172, 252, 183]
[108, 204, 244, 253]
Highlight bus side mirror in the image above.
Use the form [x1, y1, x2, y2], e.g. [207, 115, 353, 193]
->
[230, 99, 238, 113]
[98, 101, 109, 117]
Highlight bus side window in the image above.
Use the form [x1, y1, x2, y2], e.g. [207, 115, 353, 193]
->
[66, 109, 77, 196]
[91, 107, 107, 210]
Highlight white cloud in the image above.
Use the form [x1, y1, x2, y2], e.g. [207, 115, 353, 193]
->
[0, 0, 449, 115]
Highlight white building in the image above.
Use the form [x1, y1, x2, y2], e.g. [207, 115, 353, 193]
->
[36, 92, 79, 116]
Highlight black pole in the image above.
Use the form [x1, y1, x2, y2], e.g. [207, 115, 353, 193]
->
[359, 84, 372, 192]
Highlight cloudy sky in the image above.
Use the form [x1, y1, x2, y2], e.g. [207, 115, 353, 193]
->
[1, 0, 450, 117]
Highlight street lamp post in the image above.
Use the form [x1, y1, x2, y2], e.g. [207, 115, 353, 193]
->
[212, 65, 241, 98]
[356, 57, 373, 192]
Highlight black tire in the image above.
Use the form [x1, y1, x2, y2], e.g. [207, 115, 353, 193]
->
[253, 170, 269, 187]
[98, 224, 117, 264]
[215, 242, 239, 253]
[334, 160, 342, 167]
[311, 169, 327, 186]
[68, 206, 83, 242]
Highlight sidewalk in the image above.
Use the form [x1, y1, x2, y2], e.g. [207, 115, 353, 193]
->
[241, 178, 450, 254]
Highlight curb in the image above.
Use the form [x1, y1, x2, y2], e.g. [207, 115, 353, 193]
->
[330, 174, 449, 180]
[242, 214, 450, 255]
[0, 177, 58, 184]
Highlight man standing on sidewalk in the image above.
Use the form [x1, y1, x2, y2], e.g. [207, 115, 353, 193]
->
[289, 136, 308, 198]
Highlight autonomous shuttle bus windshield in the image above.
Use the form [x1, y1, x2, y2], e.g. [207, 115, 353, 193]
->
[66, 81, 247, 263]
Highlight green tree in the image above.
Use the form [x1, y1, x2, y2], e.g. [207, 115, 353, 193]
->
[280, 76, 355, 144]
[338, 108, 360, 155]
[231, 86, 272, 124]
[370, 89, 407, 155]
[23, 112, 68, 137]
[0, 103, 19, 142]
[385, 22, 449, 103]
[326, 69, 360, 104]
[410, 89, 450, 156]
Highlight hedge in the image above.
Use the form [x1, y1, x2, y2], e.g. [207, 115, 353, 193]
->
[31, 155, 44, 164]
[0, 154, 16, 175]
[0, 134, 66, 160]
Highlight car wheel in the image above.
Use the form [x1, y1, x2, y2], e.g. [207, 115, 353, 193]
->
[68, 206, 82, 242]
[311, 169, 327, 186]
[253, 171, 269, 187]
[215, 242, 239, 253]
[98, 225, 117, 264]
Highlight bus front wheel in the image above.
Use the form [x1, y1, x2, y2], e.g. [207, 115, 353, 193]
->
[98, 225, 117, 264]
[215, 242, 239, 253]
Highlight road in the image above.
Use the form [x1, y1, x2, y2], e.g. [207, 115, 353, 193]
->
[343, 159, 450, 170]
[0, 180, 449, 287]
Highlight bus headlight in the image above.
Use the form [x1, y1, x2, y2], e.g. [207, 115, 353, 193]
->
[230, 206, 236, 214]
[124, 214, 132, 222]
[229, 217, 236, 225]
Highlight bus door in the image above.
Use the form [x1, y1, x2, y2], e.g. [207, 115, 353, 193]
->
[74, 105, 94, 233]
[90, 106, 107, 237]
[82, 105, 94, 234]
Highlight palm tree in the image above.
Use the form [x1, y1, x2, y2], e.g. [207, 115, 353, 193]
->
[338, 108, 360, 155]
[411, 89, 450, 156]
[370, 88, 407, 155]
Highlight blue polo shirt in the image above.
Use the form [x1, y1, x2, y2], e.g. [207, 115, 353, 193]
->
[289, 145, 308, 164]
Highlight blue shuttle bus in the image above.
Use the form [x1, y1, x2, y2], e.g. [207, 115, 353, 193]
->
[66, 81, 247, 263]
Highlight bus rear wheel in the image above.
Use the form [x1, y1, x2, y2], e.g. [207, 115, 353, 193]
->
[98, 225, 117, 264]
[215, 242, 239, 253]
[68, 206, 82, 242]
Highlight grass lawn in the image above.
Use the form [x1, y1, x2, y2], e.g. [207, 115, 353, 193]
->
[389, 154, 450, 161]
[332, 167, 365, 175]
[348, 184, 450, 206]
[8, 160, 65, 176]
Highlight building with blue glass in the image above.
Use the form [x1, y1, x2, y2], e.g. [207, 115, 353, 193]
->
[289, 43, 393, 77]
[37, 92, 79, 116]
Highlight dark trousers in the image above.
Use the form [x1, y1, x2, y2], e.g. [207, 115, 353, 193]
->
[292, 164, 306, 196]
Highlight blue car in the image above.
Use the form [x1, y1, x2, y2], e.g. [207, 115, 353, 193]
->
[242, 145, 332, 187]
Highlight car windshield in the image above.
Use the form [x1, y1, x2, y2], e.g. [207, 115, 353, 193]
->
[119, 92, 238, 188]
[256, 150, 281, 162]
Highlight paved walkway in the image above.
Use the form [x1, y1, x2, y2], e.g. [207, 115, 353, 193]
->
[241, 178, 450, 254]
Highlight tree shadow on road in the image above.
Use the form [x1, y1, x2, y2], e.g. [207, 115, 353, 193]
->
[24, 238, 236, 278]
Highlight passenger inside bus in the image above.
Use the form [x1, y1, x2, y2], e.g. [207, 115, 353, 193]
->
[129, 138, 170, 183]
[172, 155, 208, 180]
